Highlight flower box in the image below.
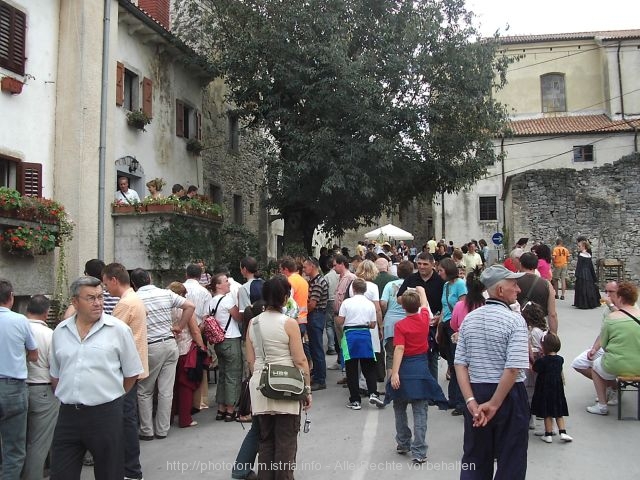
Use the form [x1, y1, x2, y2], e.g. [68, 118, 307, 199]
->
[112, 204, 136, 214]
[1, 76, 23, 95]
[146, 204, 177, 213]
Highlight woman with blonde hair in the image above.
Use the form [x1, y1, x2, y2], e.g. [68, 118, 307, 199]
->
[145, 178, 165, 199]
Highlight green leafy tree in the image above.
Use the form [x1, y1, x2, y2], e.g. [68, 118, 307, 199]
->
[175, 0, 510, 253]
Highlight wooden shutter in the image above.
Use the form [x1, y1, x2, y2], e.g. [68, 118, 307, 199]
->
[17, 162, 42, 197]
[0, 3, 27, 76]
[142, 77, 153, 118]
[196, 110, 202, 141]
[116, 62, 124, 106]
[176, 99, 184, 137]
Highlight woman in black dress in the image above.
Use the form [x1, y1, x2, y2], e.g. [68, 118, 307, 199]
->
[573, 240, 600, 309]
[530, 333, 573, 443]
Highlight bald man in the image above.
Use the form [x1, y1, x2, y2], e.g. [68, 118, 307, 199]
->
[373, 258, 397, 297]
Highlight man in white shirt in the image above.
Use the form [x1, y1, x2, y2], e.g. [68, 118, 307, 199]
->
[49, 276, 143, 480]
[114, 176, 141, 204]
[24, 295, 58, 480]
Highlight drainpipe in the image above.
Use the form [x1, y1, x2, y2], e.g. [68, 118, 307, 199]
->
[97, 0, 111, 259]
[440, 190, 445, 239]
[500, 137, 506, 230]
[617, 41, 625, 119]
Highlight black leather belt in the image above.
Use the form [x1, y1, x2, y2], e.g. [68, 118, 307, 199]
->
[27, 382, 52, 386]
[148, 336, 176, 345]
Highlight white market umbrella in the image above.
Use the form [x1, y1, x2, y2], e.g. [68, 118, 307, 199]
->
[364, 223, 414, 241]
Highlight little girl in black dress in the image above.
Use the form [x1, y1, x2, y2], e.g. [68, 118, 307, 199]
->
[530, 333, 573, 443]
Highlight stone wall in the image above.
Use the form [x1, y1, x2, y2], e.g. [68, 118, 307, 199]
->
[200, 80, 269, 260]
[505, 153, 640, 283]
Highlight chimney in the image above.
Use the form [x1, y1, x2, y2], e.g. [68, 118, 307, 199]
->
[138, 0, 171, 30]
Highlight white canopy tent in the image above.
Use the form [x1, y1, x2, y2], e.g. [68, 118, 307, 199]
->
[363, 223, 414, 241]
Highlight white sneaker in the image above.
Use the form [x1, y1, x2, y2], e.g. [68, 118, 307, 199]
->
[540, 435, 552, 444]
[529, 416, 536, 430]
[346, 401, 361, 410]
[327, 363, 341, 370]
[606, 388, 618, 406]
[560, 432, 573, 442]
[586, 403, 608, 415]
[369, 393, 384, 408]
[534, 430, 556, 436]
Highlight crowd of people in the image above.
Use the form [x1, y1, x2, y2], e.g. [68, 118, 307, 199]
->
[2, 233, 640, 480]
[114, 176, 201, 204]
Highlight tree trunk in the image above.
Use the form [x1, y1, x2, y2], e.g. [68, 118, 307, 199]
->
[283, 209, 318, 255]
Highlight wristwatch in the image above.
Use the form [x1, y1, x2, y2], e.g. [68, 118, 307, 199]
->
[304, 385, 312, 394]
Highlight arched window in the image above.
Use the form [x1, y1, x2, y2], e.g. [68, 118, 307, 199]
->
[540, 73, 566, 113]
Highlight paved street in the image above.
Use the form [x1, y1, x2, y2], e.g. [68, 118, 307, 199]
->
[81, 291, 640, 479]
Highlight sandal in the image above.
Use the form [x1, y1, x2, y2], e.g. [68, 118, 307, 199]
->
[236, 414, 252, 423]
[215, 410, 226, 421]
[224, 412, 236, 422]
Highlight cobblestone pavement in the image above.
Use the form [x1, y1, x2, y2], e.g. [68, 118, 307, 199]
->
[80, 290, 640, 479]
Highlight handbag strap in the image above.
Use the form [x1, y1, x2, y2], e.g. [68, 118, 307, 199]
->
[252, 315, 268, 362]
[618, 308, 640, 327]
[445, 283, 455, 313]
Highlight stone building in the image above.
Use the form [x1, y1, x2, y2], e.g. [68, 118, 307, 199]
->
[503, 153, 640, 283]
[434, 30, 640, 249]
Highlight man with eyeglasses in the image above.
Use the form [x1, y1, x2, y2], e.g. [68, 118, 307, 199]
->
[49, 276, 143, 480]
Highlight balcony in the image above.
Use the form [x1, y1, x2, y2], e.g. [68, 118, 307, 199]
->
[113, 205, 223, 271]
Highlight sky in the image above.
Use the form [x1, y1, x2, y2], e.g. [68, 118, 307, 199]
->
[467, 0, 640, 37]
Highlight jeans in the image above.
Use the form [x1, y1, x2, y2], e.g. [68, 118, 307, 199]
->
[23, 384, 59, 480]
[232, 416, 260, 479]
[123, 383, 142, 479]
[307, 310, 327, 385]
[445, 323, 464, 410]
[50, 397, 124, 480]
[0, 378, 28, 480]
[393, 399, 428, 460]
[299, 324, 311, 361]
[138, 339, 179, 437]
[324, 301, 336, 352]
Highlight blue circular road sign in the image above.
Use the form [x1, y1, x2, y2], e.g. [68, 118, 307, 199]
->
[492, 232, 504, 245]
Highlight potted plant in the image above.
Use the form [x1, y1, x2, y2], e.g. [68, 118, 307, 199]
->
[126, 109, 152, 131]
[112, 200, 139, 214]
[0, 225, 57, 256]
[0, 187, 22, 218]
[142, 196, 180, 213]
[186, 138, 204, 155]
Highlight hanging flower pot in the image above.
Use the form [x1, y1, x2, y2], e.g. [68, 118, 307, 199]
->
[1, 76, 23, 95]
[126, 109, 152, 132]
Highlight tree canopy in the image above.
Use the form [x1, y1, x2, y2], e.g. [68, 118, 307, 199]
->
[175, 0, 510, 252]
